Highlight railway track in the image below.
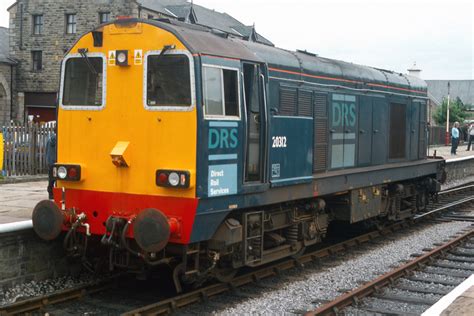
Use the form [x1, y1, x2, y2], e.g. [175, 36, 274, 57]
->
[123, 183, 474, 316]
[305, 229, 474, 315]
[1, 183, 473, 316]
[0, 277, 118, 316]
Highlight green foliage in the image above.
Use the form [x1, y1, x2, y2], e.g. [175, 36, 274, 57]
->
[433, 97, 469, 125]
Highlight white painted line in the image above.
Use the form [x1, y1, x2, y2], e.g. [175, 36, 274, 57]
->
[446, 155, 474, 163]
[422, 274, 474, 316]
[0, 220, 33, 234]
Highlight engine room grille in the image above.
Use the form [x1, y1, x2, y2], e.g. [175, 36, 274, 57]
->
[313, 94, 328, 172]
[298, 90, 313, 117]
[279, 87, 297, 116]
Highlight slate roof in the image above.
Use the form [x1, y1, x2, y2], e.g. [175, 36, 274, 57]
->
[137, 0, 273, 45]
[0, 27, 14, 64]
[426, 80, 474, 106]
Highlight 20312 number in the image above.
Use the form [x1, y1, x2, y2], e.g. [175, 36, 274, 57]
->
[272, 136, 287, 148]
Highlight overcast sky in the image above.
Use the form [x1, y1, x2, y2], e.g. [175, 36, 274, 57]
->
[0, 0, 472, 79]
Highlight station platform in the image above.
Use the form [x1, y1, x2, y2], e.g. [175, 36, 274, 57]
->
[0, 181, 47, 224]
[422, 274, 474, 316]
[429, 144, 474, 160]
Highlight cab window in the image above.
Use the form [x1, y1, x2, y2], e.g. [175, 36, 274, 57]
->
[203, 66, 239, 117]
[63, 57, 104, 106]
[146, 54, 191, 107]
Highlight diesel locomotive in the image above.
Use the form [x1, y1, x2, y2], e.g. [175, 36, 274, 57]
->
[32, 17, 445, 290]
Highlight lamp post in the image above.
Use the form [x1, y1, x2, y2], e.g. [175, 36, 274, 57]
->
[445, 81, 451, 146]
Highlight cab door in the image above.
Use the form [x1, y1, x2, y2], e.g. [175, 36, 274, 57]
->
[242, 63, 266, 185]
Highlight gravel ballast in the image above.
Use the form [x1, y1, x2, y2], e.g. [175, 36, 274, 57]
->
[205, 221, 473, 315]
[0, 273, 97, 306]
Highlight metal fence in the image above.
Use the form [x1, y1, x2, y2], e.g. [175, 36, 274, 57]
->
[1, 123, 55, 176]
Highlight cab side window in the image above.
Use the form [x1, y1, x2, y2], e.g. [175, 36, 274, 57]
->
[203, 66, 239, 118]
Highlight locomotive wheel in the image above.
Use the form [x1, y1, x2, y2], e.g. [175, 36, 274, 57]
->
[214, 266, 238, 283]
[290, 245, 306, 259]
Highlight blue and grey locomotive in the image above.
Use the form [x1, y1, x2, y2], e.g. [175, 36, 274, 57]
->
[31, 18, 444, 290]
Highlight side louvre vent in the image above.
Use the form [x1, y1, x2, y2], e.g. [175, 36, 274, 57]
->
[279, 87, 297, 116]
[418, 102, 427, 159]
[313, 94, 328, 172]
[298, 90, 313, 117]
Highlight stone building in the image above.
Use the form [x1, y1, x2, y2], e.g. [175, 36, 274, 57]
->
[0, 26, 16, 126]
[7, 0, 271, 122]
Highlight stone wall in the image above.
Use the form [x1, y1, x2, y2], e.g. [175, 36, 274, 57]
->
[445, 157, 474, 184]
[0, 229, 72, 290]
[0, 64, 12, 126]
[9, 0, 138, 94]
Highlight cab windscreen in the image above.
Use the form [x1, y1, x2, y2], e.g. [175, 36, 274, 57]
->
[146, 54, 191, 107]
[62, 57, 104, 106]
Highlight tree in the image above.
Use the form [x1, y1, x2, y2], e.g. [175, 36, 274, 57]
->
[433, 97, 469, 125]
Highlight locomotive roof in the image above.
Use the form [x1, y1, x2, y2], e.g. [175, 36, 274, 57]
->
[110, 19, 428, 96]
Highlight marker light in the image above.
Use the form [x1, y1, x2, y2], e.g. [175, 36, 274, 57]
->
[68, 167, 78, 179]
[158, 172, 168, 185]
[57, 166, 67, 179]
[168, 172, 180, 187]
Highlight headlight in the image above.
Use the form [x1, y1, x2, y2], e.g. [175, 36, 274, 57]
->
[57, 166, 67, 179]
[168, 172, 180, 186]
[53, 165, 82, 181]
[117, 52, 126, 63]
[116, 50, 128, 66]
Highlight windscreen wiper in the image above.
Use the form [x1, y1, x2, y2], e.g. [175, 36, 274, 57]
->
[158, 45, 176, 59]
[78, 48, 98, 75]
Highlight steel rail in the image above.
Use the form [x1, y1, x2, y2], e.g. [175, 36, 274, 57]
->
[304, 230, 474, 316]
[438, 184, 474, 196]
[0, 277, 118, 316]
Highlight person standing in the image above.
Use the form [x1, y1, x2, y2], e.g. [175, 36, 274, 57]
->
[45, 131, 57, 199]
[467, 123, 474, 151]
[451, 122, 460, 155]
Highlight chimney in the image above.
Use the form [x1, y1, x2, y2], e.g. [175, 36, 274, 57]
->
[407, 62, 421, 78]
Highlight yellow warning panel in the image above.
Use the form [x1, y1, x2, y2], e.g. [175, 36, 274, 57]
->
[108, 50, 116, 66]
[134, 49, 142, 65]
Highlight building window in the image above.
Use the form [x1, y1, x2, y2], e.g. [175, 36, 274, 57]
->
[32, 14, 43, 35]
[32, 51, 42, 71]
[99, 12, 110, 24]
[66, 14, 77, 34]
